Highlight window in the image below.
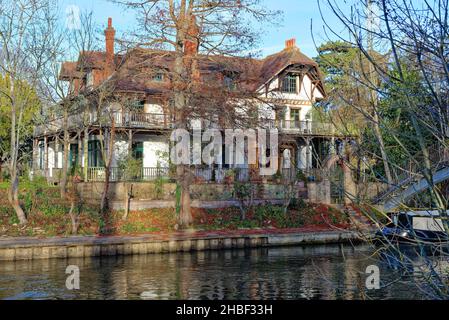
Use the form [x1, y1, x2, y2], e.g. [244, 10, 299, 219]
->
[281, 74, 297, 93]
[88, 140, 104, 167]
[290, 109, 300, 129]
[224, 75, 237, 91]
[290, 109, 300, 121]
[132, 142, 144, 160]
[152, 73, 164, 82]
[134, 100, 145, 111]
[128, 99, 145, 113]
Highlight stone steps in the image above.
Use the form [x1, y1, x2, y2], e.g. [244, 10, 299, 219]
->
[344, 207, 373, 231]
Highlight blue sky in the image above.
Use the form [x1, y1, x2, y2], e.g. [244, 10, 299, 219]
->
[59, 0, 346, 59]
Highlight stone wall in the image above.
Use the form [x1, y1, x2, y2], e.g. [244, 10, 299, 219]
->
[77, 182, 177, 201]
[77, 182, 309, 203]
[307, 180, 331, 204]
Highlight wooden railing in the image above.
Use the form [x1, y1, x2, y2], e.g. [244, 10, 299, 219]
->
[34, 112, 173, 136]
[34, 113, 90, 136]
[112, 112, 172, 129]
[262, 119, 336, 136]
[35, 110, 339, 138]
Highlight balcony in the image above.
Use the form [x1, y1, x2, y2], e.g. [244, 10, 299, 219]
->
[262, 119, 336, 136]
[34, 112, 337, 138]
[111, 112, 173, 130]
[34, 111, 173, 137]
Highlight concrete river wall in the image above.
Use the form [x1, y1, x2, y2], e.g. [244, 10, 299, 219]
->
[0, 230, 365, 261]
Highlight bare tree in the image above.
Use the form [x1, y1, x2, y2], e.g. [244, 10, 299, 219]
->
[0, 0, 58, 224]
[317, 0, 449, 299]
[113, 0, 280, 227]
[96, 91, 118, 217]
[38, 10, 101, 198]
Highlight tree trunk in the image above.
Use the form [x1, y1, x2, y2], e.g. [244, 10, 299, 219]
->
[100, 167, 111, 215]
[8, 79, 27, 225]
[100, 123, 115, 216]
[283, 184, 293, 215]
[83, 128, 89, 181]
[173, 14, 194, 228]
[0, 160, 3, 182]
[122, 183, 133, 221]
[60, 108, 69, 198]
[68, 201, 78, 234]
[67, 177, 80, 235]
[8, 169, 27, 224]
[178, 165, 193, 226]
[44, 136, 48, 182]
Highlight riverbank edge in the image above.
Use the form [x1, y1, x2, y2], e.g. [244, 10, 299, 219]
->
[0, 229, 372, 261]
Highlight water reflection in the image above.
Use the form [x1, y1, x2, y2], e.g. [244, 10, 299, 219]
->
[0, 245, 427, 300]
[376, 243, 449, 299]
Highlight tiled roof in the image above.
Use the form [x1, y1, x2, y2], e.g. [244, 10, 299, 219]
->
[259, 47, 319, 87]
[59, 62, 84, 80]
[61, 45, 325, 96]
[76, 51, 124, 70]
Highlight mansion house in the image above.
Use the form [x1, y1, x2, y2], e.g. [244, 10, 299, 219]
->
[33, 18, 341, 184]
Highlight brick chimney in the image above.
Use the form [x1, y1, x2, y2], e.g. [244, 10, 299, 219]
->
[285, 38, 297, 50]
[184, 15, 199, 55]
[104, 17, 116, 61]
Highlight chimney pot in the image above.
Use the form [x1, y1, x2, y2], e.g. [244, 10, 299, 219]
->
[285, 38, 296, 49]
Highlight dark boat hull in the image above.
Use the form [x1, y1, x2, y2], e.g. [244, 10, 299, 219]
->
[374, 228, 449, 255]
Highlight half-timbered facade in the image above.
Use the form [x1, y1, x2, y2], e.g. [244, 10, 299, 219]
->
[33, 18, 342, 183]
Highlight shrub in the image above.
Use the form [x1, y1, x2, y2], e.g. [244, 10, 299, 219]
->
[153, 161, 165, 200]
[289, 198, 308, 210]
[254, 204, 305, 228]
[8, 214, 19, 225]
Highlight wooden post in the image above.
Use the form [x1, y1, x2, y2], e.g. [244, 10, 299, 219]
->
[44, 136, 48, 180]
[83, 128, 89, 181]
[128, 129, 133, 155]
[55, 137, 60, 169]
[305, 138, 311, 172]
[54, 137, 60, 183]
[32, 138, 39, 172]
[78, 132, 82, 168]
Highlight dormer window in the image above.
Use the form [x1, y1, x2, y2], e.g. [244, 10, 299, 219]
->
[281, 74, 297, 93]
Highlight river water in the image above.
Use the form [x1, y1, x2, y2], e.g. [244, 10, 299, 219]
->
[0, 244, 441, 300]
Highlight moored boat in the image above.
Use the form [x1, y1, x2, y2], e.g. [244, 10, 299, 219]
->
[375, 210, 449, 245]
